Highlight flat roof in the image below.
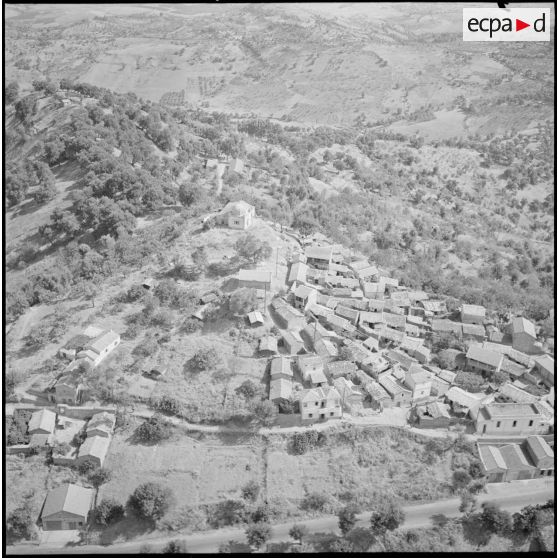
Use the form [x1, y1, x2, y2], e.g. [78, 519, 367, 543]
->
[483, 402, 540, 418]
[461, 304, 486, 317]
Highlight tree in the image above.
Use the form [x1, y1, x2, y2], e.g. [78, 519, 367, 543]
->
[162, 539, 188, 553]
[459, 491, 477, 515]
[189, 347, 221, 372]
[234, 233, 272, 265]
[338, 505, 359, 535]
[211, 500, 247, 527]
[128, 482, 174, 521]
[245, 522, 271, 550]
[250, 399, 277, 426]
[512, 500, 554, 541]
[88, 467, 111, 489]
[7, 503, 36, 541]
[178, 181, 202, 207]
[329, 538, 354, 552]
[452, 469, 472, 491]
[191, 246, 208, 271]
[134, 415, 173, 444]
[289, 524, 309, 544]
[94, 498, 125, 526]
[15, 95, 37, 122]
[369, 498, 405, 537]
[241, 480, 260, 503]
[236, 379, 261, 400]
[300, 492, 328, 513]
[478, 502, 512, 537]
[5, 81, 19, 105]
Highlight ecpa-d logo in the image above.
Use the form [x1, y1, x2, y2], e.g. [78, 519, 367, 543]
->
[463, 8, 550, 41]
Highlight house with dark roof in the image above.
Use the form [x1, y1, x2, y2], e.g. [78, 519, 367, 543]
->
[40, 484, 94, 530]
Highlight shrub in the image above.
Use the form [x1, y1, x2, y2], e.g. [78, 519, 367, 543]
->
[128, 482, 174, 521]
[181, 317, 201, 334]
[7, 503, 36, 541]
[452, 469, 472, 491]
[95, 499, 125, 526]
[338, 505, 359, 535]
[241, 480, 260, 503]
[235, 379, 261, 400]
[289, 524, 309, 544]
[208, 500, 247, 528]
[152, 395, 183, 416]
[87, 468, 111, 488]
[300, 492, 328, 513]
[162, 539, 188, 553]
[134, 415, 173, 444]
[245, 522, 272, 549]
[190, 347, 221, 372]
[369, 498, 405, 536]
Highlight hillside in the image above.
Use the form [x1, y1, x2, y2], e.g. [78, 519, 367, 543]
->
[4, 3, 555, 133]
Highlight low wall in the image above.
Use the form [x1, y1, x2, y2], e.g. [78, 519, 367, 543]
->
[7, 445, 33, 455]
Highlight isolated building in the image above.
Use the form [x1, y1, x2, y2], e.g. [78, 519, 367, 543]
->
[217, 200, 255, 229]
[78, 330, 121, 367]
[40, 484, 94, 531]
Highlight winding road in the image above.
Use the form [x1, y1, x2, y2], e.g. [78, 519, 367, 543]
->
[7, 479, 553, 554]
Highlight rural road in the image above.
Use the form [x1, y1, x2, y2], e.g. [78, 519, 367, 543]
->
[8, 479, 553, 554]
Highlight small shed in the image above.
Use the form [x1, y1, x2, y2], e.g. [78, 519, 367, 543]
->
[247, 311, 265, 327]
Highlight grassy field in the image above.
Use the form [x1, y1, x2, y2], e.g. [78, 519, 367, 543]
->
[99, 421, 264, 508]
[98, 423, 454, 529]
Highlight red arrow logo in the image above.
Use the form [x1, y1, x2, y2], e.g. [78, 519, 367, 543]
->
[516, 18, 530, 31]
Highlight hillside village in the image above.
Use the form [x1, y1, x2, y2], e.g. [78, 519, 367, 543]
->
[4, 4, 555, 552]
[5, 198, 555, 545]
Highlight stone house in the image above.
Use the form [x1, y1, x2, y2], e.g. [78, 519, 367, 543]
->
[40, 484, 93, 531]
